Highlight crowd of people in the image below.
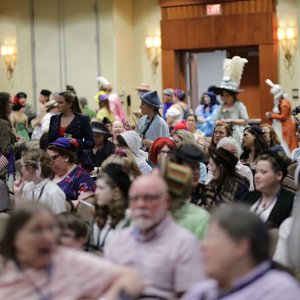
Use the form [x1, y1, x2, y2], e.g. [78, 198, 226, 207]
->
[0, 58, 300, 299]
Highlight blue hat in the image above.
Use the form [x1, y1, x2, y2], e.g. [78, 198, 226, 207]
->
[49, 137, 73, 150]
[139, 91, 163, 109]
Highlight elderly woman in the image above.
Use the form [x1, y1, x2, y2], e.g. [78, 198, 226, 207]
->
[47, 89, 95, 171]
[88, 163, 131, 253]
[195, 91, 220, 136]
[242, 151, 294, 228]
[149, 137, 176, 166]
[47, 137, 95, 209]
[182, 205, 300, 300]
[241, 125, 269, 174]
[0, 202, 144, 299]
[135, 91, 169, 150]
[14, 149, 66, 214]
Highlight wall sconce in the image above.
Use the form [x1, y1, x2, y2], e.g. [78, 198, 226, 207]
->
[277, 27, 297, 78]
[145, 35, 161, 77]
[1, 45, 17, 80]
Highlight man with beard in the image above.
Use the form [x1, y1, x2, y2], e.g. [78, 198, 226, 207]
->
[104, 174, 204, 299]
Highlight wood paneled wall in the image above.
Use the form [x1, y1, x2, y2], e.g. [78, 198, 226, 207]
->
[160, 0, 278, 121]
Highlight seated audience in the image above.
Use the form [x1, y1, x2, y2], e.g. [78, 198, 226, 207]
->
[105, 174, 204, 299]
[171, 130, 207, 182]
[209, 121, 233, 149]
[158, 157, 210, 240]
[206, 137, 254, 190]
[182, 205, 300, 300]
[86, 121, 115, 168]
[88, 163, 131, 253]
[111, 120, 126, 144]
[149, 137, 176, 166]
[0, 202, 144, 299]
[198, 147, 249, 210]
[100, 149, 141, 180]
[117, 130, 152, 174]
[260, 123, 286, 156]
[57, 212, 88, 250]
[242, 151, 294, 228]
[241, 125, 269, 174]
[185, 113, 206, 146]
[14, 149, 66, 214]
[195, 91, 220, 137]
[48, 137, 95, 209]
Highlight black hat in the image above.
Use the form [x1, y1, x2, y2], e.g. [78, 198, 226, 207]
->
[210, 147, 238, 170]
[139, 91, 163, 108]
[40, 89, 52, 97]
[175, 144, 207, 163]
[91, 121, 112, 137]
[102, 163, 131, 199]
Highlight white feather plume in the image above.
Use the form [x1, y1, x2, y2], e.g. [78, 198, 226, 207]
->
[223, 58, 232, 80]
[230, 56, 248, 87]
[96, 76, 110, 87]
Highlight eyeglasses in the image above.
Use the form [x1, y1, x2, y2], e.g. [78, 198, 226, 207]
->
[129, 192, 165, 203]
[24, 225, 60, 238]
[49, 154, 61, 161]
[158, 150, 170, 155]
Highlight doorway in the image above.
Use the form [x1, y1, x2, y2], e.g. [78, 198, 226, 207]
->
[186, 46, 260, 118]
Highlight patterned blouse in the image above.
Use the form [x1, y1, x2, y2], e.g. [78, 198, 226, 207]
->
[57, 165, 95, 201]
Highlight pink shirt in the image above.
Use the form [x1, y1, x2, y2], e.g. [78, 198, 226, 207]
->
[0, 247, 122, 300]
[105, 215, 205, 299]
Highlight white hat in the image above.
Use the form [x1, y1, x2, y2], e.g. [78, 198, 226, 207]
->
[96, 76, 110, 88]
[265, 79, 288, 101]
[219, 56, 248, 93]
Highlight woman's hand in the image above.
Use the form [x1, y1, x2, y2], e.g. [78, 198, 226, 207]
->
[14, 177, 25, 195]
[142, 139, 152, 149]
[265, 112, 272, 119]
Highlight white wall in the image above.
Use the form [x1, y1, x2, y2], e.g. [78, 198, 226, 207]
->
[277, 0, 299, 108]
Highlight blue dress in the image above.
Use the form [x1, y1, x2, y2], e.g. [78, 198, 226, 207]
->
[57, 165, 95, 201]
[195, 104, 219, 137]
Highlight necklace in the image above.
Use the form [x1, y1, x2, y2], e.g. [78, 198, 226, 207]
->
[254, 193, 279, 216]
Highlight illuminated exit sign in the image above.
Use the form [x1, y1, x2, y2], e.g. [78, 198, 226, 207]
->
[206, 4, 222, 16]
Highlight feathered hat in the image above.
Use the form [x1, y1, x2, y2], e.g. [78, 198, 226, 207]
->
[96, 76, 110, 89]
[218, 56, 248, 93]
[265, 79, 288, 102]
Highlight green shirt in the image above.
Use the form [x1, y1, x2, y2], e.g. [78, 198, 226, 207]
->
[82, 106, 96, 120]
[173, 202, 210, 240]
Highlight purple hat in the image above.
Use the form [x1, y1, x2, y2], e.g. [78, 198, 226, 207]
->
[49, 137, 73, 150]
[98, 93, 109, 102]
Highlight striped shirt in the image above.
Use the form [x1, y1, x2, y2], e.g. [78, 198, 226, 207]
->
[0, 247, 122, 299]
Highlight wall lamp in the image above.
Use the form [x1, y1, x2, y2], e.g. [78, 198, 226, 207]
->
[1, 44, 17, 80]
[145, 35, 161, 77]
[277, 27, 297, 78]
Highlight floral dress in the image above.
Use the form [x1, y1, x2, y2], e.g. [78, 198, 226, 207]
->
[57, 165, 95, 201]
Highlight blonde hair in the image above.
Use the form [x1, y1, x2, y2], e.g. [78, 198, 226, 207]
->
[101, 149, 141, 180]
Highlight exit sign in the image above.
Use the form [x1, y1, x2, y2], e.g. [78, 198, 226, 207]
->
[206, 4, 222, 16]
